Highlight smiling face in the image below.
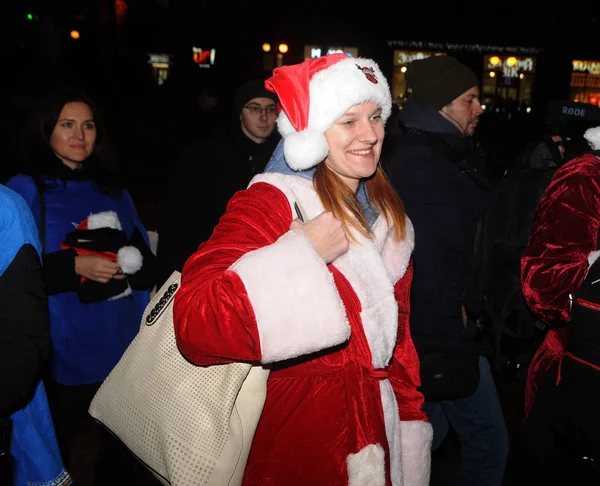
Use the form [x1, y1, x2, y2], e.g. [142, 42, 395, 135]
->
[323, 101, 385, 192]
[50, 101, 97, 169]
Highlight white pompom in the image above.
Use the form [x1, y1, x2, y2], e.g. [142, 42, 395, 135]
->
[283, 129, 329, 171]
[584, 126, 600, 151]
[117, 246, 143, 274]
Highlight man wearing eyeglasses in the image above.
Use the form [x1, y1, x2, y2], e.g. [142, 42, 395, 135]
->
[156, 77, 281, 288]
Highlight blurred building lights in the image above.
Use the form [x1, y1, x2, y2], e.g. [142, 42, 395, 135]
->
[507, 56, 517, 67]
[489, 71, 496, 78]
[400, 66, 407, 73]
[70, 30, 81, 40]
[278, 43, 288, 54]
[262, 43, 271, 53]
[490, 56, 500, 66]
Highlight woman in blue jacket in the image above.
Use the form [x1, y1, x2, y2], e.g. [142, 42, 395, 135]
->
[6, 87, 157, 484]
[0, 183, 71, 485]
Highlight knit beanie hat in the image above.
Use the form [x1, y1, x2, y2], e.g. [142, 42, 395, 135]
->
[405, 55, 479, 110]
[234, 78, 279, 115]
[265, 53, 392, 171]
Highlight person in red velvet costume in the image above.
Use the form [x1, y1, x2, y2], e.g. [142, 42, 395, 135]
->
[172, 53, 432, 485]
[520, 125, 600, 484]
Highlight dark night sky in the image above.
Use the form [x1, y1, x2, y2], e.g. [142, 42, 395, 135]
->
[8, 0, 600, 103]
[5, 0, 600, 228]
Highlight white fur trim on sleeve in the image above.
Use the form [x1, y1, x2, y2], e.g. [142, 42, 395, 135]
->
[87, 210, 122, 230]
[400, 421, 433, 486]
[117, 246, 143, 274]
[230, 229, 350, 364]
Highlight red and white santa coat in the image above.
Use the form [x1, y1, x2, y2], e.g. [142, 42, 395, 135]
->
[173, 172, 433, 486]
[521, 153, 600, 417]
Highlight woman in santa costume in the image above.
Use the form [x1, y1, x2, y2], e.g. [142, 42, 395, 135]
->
[519, 126, 600, 484]
[173, 53, 432, 485]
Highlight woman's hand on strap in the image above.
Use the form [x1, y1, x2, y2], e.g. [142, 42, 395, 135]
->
[290, 211, 349, 264]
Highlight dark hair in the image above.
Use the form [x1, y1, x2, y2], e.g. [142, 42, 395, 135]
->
[18, 86, 122, 195]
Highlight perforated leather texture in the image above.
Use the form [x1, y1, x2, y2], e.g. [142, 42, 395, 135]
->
[89, 271, 269, 486]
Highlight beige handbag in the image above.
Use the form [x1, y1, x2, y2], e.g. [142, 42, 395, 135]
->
[89, 271, 270, 486]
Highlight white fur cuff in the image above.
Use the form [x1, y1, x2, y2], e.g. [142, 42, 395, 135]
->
[347, 443, 386, 486]
[230, 230, 350, 363]
[401, 421, 433, 486]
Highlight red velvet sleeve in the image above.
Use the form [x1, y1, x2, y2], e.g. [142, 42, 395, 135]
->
[173, 182, 292, 365]
[388, 261, 428, 422]
[521, 154, 600, 328]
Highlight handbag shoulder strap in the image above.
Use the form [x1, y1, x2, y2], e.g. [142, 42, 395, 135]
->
[293, 200, 308, 223]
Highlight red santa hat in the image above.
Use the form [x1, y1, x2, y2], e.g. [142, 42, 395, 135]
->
[265, 53, 392, 171]
[71, 211, 143, 275]
[79, 210, 122, 231]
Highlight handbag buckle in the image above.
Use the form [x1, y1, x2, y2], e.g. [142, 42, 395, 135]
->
[146, 282, 179, 325]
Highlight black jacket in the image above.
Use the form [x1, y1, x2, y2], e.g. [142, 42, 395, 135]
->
[0, 243, 49, 418]
[156, 122, 280, 288]
[385, 99, 493, 355]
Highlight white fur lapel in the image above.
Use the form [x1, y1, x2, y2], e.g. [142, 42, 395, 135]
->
[249, 173, 413, 369]
[249, 173, 414, 283]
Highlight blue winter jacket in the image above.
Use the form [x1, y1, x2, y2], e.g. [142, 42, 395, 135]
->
[1, 184, 70, 485]
[5, 174, 151, 385]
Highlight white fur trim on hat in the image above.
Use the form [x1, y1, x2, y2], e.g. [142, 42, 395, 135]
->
[278, 56, 392, 171]
[584, 126, 600, 150]
[87, 211, 122, 230]
[117, 246, 143, 274]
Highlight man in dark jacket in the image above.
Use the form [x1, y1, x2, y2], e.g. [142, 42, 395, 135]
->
[385, 55, 508, 486]
[156, 78, 281, 288]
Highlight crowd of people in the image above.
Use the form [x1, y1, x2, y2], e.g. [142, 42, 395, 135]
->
[2, 51, 600, 486]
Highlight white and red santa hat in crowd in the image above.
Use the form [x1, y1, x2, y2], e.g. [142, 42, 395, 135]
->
[585, 126, 600, 152]
[75, 211, 143, 275]
[265, 52, 392, 171]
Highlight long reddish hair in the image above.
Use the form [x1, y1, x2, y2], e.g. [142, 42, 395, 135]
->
[313, 163, 406, 241]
